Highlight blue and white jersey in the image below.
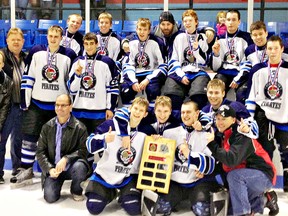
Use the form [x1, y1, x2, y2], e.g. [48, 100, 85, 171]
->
[246, 61, 288, 128]
[21, 45, 77, 110]
[211, 30, 253, 77]
[96, 30, 122, 61]
[122, 34, 166, 86]
[163, 125, 215, 185]
[86, 119, 151, 186]
[60, 29, 84, 56]
[68, 54, 119, 119]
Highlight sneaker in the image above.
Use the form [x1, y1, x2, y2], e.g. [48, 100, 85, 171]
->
[72, 194, 85, 202]
[10, 167, 34, 189]
[265, 191, 279, 216]
[0, 176, 4, 184]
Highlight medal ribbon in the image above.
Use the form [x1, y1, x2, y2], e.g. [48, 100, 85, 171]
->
[99, 33, 111, 53]
[268, 60, 282, 86]
[156, 121, 167, 134]
[130, 129, 138, 145]
[225, 30, 239, 53]
[185, 30, 198, 53]
[85, 54, 98, 75]
[47, 47, 58, 69]
[137, 36, 149, 65]
[63, 30, 75, 48]
[255, 45, 266, 63]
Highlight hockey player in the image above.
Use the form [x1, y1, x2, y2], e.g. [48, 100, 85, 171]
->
[11, 25, 77, 187]
[207, 105, 276, 216]
[60, 13, 84, 56]
[246, 36, 288, 193]
[162, 9, 211, 110]
[120, 18, 167, 106]
[211, 9, 253, 104]
[96, 12, 123, 61]
[159, 100, 220, 216]
[68, 32, 119, 134]
[85, 97, 152, 215]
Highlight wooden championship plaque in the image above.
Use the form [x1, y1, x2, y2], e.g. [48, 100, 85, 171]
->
[137, 136, 176, 194]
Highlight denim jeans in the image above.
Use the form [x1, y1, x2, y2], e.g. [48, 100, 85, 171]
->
[227, 168, 273, 215]
[43, 160, 88, 203]
[0, 103, 22, 177]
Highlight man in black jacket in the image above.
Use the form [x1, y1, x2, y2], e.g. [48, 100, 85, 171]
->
[0, 28, 26, 180]
[207, 104, 277, 216]
[36, 94, 90, 202]
[0, 51, 13, 184]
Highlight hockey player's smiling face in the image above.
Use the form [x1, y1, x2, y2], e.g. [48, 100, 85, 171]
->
[84, 40, 97, 56]
[251, 29, 268, 47]
[207, 86, 225, 109]
[155, 105, 172, 124]
[183, 16, 197, 34]
[67, 15, 82, 34]
[129, 104, 148, 123]
[136, 25, 150, 41]
[99, 18, 112, 34]
[181, 103, 199, 127]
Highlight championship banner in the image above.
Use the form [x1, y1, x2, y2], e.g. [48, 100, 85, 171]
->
[137, 136, 176, 194]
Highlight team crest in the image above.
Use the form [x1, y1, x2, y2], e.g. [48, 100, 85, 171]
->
[135, 53, 150, 69]
[117, 146, 136, 166]
[264, 82, 283, 100]
[96, 47, 109, 56]
[80, 72, 97, 90]
[175, 145, 187, 164]
[184, 47, 195, 63]
[42, 65, 59, 83]
[224, 50, 239, 66]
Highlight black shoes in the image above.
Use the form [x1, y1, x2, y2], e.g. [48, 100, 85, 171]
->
[265, 190, 279, 216]
[0, 176, 4, 184]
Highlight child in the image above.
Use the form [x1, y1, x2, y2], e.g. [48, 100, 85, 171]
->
[216, 11, 227, 37]
[85, 97, 152, 215]
[162, 9, 210, 110]
[0, 51, 13, 184]
[96, 12, 123, 61]
[120, 18, 167, 106]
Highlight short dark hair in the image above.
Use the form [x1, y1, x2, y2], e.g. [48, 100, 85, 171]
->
[267, 35, 284, 48]
[182, 99, 199, 111]
[250, 20, 267, 33]
[83, 32, 98, 44]
[227, 9, 241, 20]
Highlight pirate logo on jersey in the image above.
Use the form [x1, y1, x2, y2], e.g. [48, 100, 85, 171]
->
[224, 49, 240, 66]
[96, 47, 109, 56]
[175, 145, 188, 164]
[80, 72, 97, 90]
[264, 82, 283, 100]
[117, 146, 136, 166]
[135, 53, 150, 69]
[42, 65, 59, 83]
[184, 47, 195, 63]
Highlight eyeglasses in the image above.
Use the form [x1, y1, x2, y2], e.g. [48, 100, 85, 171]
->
[55, 104, 70, 108]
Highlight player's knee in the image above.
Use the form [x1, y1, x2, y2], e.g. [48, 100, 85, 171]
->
[86, 193, 107, 215]
[120, 194, 141, 215]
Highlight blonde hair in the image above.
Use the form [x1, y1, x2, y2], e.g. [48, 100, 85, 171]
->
[7, 27, 24, 39]
[155, 96, 172, 110]
[68, 14, 83, 24]
[48, 25, 63, 36]
[98, 12, 113, 24]
[131, 97, 149, 111]
[216, 11, 227, 24]
[137, 18, 151, 30]
[207, 79, 226, 92]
